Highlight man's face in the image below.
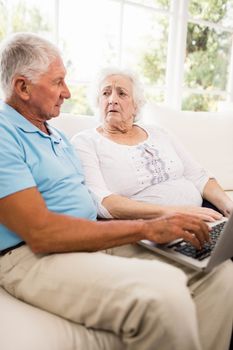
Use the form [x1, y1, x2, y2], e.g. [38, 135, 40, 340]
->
[27, 57, 71, 120]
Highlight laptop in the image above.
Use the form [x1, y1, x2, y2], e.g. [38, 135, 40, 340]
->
[139, 212, 233, 272]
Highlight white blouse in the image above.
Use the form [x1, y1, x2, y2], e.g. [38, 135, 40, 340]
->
[71, 124, 210, 218]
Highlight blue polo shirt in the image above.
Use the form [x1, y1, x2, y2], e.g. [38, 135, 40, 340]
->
[0, 101, 97, 250]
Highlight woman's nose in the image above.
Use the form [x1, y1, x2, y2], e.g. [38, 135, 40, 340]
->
[109, 92, 118, 104]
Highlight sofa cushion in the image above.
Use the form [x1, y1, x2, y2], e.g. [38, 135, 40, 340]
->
[143, 103, 233, 191]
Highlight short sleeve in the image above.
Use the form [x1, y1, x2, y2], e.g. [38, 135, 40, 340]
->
[0, 121, 36, 198]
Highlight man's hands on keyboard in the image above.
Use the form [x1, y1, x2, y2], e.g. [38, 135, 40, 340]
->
[145, 213, 210, 250]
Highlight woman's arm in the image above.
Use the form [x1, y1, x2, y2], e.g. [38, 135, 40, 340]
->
[103, 193, 222, 221]
[203, 178, 233, 217]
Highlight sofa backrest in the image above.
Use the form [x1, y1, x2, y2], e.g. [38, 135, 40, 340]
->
[49, 113, 99, 137]
[49, 106, 233, 191]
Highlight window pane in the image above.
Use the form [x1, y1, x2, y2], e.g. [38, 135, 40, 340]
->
[122, 3, 169, 88]
[59, 0, 121, 82]
[182, 92, 225, 111]
[3, 0, 54, 38]
[185, 23, 232, 91]
[101, 0, 122, 67]
[188, 0, 233, 27]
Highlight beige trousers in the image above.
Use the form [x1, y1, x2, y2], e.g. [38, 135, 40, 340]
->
[0, 243, 232, 350]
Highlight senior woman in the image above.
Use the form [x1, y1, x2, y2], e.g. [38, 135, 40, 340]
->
[71, 67, 233, 221]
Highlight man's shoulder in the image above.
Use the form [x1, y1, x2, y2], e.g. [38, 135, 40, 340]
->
[0, 101, 17, 129]
[0, 108, 19, 138]
[0, 104, 10, 123]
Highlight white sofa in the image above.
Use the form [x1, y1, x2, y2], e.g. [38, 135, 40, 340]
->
[1, 105, 233, 350]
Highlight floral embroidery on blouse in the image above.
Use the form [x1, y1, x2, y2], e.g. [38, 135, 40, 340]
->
[137, 143, 169, 185]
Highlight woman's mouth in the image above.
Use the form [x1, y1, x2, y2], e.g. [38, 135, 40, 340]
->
[108, 109, 119, 113]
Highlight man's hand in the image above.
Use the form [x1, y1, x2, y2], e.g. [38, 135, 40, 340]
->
[143, 213, 210, 250]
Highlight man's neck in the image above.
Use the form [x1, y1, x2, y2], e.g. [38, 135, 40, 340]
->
[6, 98, 50, 134]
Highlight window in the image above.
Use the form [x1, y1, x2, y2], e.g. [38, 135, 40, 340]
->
[1, 0, 233, 113]
[182, 0, 233, 111]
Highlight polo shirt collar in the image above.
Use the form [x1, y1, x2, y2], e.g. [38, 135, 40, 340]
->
[0, 101, 59, 141]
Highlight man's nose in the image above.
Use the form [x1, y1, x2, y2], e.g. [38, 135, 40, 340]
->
[63, 82, 71, 99]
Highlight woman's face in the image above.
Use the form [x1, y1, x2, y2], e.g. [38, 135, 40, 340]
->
[99, 74, 137, 125]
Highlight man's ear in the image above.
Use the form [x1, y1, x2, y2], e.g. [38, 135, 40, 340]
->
[13, 76, 31, 101]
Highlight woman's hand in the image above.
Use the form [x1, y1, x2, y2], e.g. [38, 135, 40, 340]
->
[167, 206, 223, 222]
[218, 198, 233, 218]
[202, 178, 233, 218]
[143, 213, 210, 250]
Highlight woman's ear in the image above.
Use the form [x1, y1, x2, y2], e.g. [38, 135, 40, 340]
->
[13, 76, 31, 101]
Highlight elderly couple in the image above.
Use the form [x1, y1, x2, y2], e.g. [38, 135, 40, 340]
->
[0, 33, 232, 350]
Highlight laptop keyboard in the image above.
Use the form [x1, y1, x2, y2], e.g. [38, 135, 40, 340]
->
[170, 221, 226, 261]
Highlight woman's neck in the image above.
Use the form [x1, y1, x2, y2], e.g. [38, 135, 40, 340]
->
[101, 121, 134, 135]
[97, 123, 148, 145]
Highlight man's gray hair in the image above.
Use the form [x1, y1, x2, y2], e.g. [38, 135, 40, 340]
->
[91, 67, 146, 121]
[0, 32, 61, 99]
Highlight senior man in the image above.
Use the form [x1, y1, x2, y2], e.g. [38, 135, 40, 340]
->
[0, 33, 232, 350]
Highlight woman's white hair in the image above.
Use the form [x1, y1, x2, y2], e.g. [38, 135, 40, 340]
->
[90, 67, 146, 121]
[0, 32, 61, 99]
